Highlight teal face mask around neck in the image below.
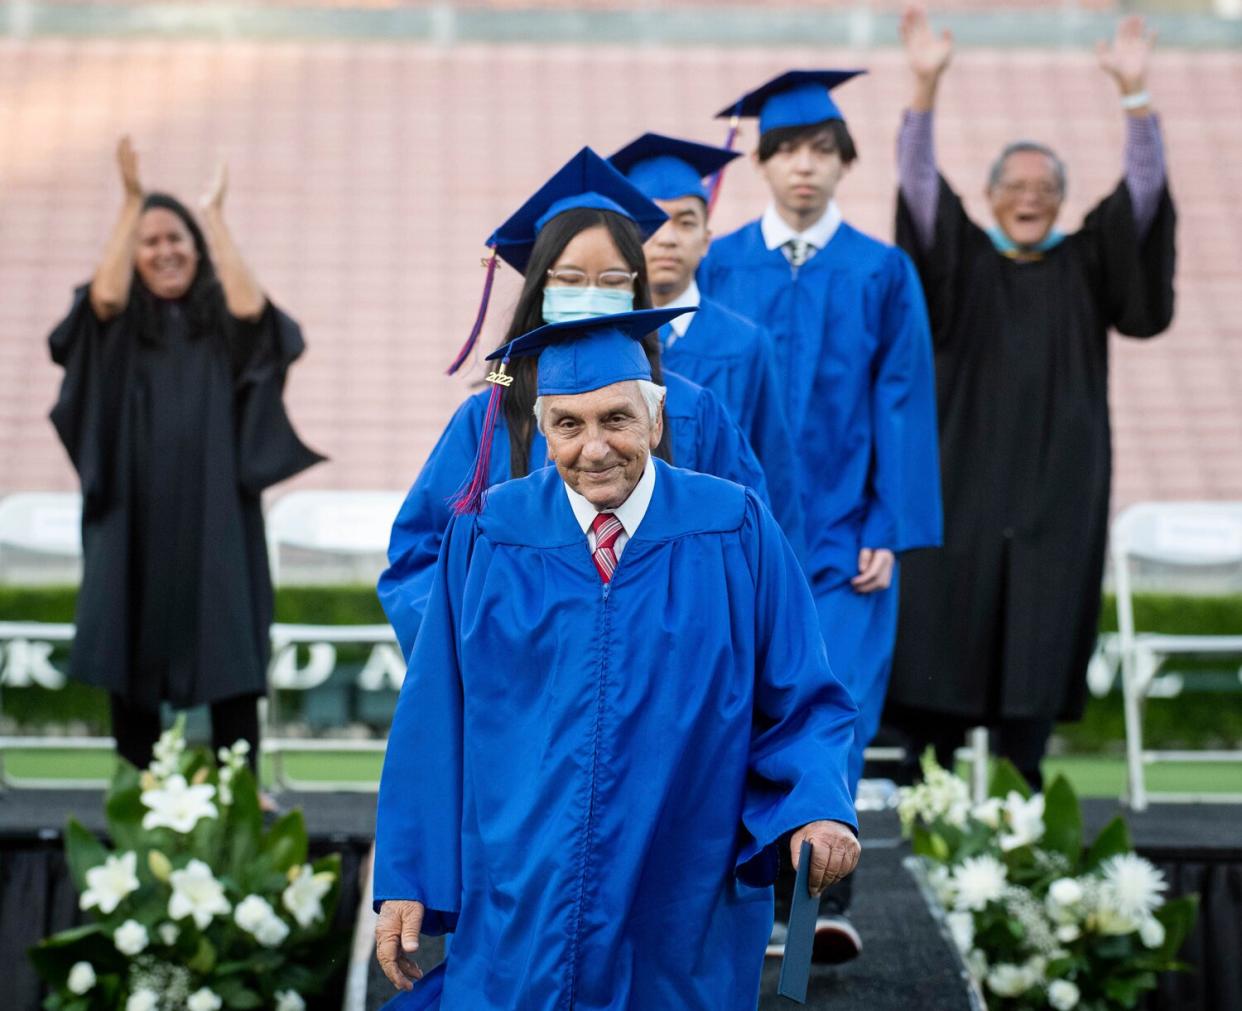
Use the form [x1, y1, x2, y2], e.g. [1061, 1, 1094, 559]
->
[542, 286, 635, 324]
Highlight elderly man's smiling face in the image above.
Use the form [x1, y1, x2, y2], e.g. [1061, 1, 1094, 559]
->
[541, 380, 662, 511]
[988, 149, 1064, 249]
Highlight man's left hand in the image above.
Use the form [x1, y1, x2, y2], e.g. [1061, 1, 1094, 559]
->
[851, 548, 895, 593]
[790, 820, 861, 897]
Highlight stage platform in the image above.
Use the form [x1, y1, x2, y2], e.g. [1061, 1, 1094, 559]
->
[2, 790, 1237, 1011]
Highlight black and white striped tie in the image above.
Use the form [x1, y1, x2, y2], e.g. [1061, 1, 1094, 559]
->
[785, 237, 814, 267]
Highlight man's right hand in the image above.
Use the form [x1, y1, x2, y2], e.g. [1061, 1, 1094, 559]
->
[375, 899, 426, 992]
[901, 4, 954, 110]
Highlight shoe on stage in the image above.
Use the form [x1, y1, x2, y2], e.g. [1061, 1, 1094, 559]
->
[811, 913, 862, 964]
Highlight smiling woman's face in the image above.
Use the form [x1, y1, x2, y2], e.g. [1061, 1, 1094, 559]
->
[988, 149, 1064, 249]
[134, 207, 200, 299]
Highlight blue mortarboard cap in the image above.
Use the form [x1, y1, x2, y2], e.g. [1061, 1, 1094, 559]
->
[716, 69, 865, 135]
[607, 133, 741, 204]
[486, 307, 695, 396]
[487, 147, 669, 274]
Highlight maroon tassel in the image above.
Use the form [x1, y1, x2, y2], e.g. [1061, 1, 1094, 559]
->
[706, 114, 741, 220]
[446, 247, 500, 376]
[448, 357, 511, 515]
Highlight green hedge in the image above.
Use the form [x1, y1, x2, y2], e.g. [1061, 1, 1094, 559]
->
[3, 587, 1240, 748]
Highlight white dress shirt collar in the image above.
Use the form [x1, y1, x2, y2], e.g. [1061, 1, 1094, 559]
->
[564, 454, 657, 547]
[660, 279, 701, 340]
[761, 200, 843, 253]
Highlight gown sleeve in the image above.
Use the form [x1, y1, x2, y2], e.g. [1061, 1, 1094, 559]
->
[860, 251, 944, 555]
[691, 384, 772, 506]
[373, 513, 477, 934]
[378, 397, 486, 661]
[47, 285, 130, 518]
[735, 492, 858, 886]
[1080, 179, 1176, 339]
[230, 301, 326, 495]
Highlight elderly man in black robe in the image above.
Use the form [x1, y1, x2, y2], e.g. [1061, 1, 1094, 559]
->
[886, 8, 1175, 788]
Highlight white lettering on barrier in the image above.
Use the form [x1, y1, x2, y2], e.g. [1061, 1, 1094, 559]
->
[357, 643, 407, 692]
[268, 642, 337, 690]
[0, 639, 68, 689]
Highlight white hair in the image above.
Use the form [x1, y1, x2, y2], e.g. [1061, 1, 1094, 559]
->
[533, 379, 666, 431]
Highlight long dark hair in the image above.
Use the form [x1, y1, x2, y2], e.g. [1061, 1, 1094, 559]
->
[499, 207, 672, 477]
[131, 192, 225, 344]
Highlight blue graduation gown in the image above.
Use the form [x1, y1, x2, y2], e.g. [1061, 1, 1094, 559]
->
[373, 460, 858, 1010]
[700, 220, 942, 790]
[379, 371, 769, 660]
[662, 296, 805, 549]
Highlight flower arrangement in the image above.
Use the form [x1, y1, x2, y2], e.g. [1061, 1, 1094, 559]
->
[899, 754, 1197, 1011]
[30, 719, 348, 1010]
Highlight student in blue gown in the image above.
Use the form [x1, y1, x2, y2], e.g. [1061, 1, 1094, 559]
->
[698, 71, 942, 955]
[380, 149, 770, 657]
[372, 308, 860, 1010]
[607, 133, 805, 549]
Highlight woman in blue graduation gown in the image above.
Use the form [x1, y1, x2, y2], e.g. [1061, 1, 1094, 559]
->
[381, 148, 769, 655]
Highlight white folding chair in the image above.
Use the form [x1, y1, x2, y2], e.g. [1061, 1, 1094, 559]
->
[262, 490, 407, 790]
[1110, 502, 1242, 810]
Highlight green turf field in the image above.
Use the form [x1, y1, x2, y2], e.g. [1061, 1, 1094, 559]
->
[4, 748, 1242, 798]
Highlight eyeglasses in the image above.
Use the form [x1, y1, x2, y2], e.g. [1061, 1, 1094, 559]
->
[546, 268, 637, 290]
[995, 180, 1062, 201]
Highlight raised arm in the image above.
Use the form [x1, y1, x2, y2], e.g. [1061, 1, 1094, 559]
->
[898, 4, 954, 250]
[1096, 15, 1167, 239]
[199, 163, 267, 322]
[88, 136, 143, 321]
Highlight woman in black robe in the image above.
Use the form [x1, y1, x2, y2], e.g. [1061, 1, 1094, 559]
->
[48, 136, 324, 770]
[885, 12, 1176, 787]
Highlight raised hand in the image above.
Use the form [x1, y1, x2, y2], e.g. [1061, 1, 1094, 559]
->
[117, 135, 142, 199]
[200, 160, 228, 216]
[1096, 14, 1155, 95]
[901, 3, 953, 84]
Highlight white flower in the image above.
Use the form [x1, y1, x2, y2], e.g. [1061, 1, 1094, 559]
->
[80, 850, 140, 915]
[999, 791, 1045, 851]
[126, 989, 159, 1011]
[945, 911, 974, 954]
[282, 864, 334, 928]
[1140, 917, 1166, 948]
[986, 962, 1037, 998]
[275, 991, 306, 1011]
[255, 914, 291, 947]
[157, 922, 179, 946]
[927, 864, 956, 906]
[1100, 854, 1167, 920]
[951, 855, 1008, 911]
[1049, 877, 1083, 908]
[168, 859, 231, 929]
[141, 774, 218, 834]
[1056, 923, 1081, 943]
[972, 797, 1003, 828]
[113, 918, 149, 955]
[67, 961, 96, 995]
[1048, 978, 1081, 1010]
[186, 987, 223, 1011]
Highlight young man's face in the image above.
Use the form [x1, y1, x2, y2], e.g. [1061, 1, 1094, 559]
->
[755, 128, 849, 220]
[644, 196, 711, 301]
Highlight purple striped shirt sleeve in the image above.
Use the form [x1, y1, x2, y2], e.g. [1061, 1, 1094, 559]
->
[896, 108, 939, 252]
[1125, 113, 1167, 240]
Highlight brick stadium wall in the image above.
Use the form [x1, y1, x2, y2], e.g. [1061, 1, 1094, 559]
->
[1, 38, 1239, 508]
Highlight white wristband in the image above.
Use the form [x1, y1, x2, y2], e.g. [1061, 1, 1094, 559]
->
[1120, 90, 1151, 110]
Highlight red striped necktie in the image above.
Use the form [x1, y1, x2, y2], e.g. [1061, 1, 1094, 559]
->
[590, 512, 624, 584]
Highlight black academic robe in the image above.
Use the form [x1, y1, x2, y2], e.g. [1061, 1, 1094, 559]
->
[888, 178, 1175, 721]
[48, 286, 324, 708]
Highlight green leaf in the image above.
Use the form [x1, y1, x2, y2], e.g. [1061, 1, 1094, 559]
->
[226, 767, 263, 878]
[910, 825, 950, 862]
[1083, 816, 1133, 871]
[187, 935, 217, 975]
[1155, 895, 1199, 962]
[262, 811, 308, 872]
[27, 925, 113, 985]
[988, 758, 1032, 800]
[1040, 775, 1082, 867]
[63, 819, 109, 894]
[104, 763, 146, 853]
[223, 987, 263, 1009]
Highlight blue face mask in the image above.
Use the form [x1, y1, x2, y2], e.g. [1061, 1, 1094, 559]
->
[542, 286, 634, 324]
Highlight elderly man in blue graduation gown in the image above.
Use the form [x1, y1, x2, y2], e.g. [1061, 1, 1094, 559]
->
[372, 308, 860, 1010]
[607, 133, 805, 551]
[699, 70, 943, 809]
